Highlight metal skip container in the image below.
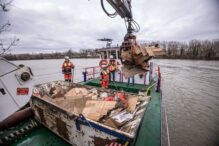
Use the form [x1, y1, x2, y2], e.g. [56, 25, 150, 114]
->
[30, 81, 150, 146]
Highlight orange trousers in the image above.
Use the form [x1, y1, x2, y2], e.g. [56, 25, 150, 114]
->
[64, 74, 72, 82]
[101, 80, 109, 88]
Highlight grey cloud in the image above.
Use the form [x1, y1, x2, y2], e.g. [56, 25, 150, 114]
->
[0, 0, 219, 53]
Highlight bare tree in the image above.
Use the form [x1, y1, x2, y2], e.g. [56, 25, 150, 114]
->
[0, 0, 19, 56]
[0, 0, 13, 12]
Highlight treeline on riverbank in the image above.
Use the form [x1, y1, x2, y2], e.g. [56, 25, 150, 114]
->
[155, 39, 219, 60]
[3, 39, 219, 60]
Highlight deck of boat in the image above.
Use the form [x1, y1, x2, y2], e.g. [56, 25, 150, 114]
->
[1, 80, 161, 146]
[135, 88, 161, 146]
[85, 78, 151, 93]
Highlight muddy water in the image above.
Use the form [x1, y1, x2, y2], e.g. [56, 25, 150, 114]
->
[155, 59, 219, 146]
[13, 58, 99, 84]
[13, 59, 219, 146]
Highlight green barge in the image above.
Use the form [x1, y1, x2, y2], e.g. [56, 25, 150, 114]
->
[0, 78, 161, 146]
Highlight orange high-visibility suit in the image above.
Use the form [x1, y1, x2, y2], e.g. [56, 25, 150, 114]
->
[108, 60, 118, 82]
[62, 61, 74, 82]
[100, 69, 109, 88]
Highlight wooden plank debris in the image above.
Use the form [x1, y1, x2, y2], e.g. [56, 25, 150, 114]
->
[82, 100, 116, 121]
[127, 95, 138, 112]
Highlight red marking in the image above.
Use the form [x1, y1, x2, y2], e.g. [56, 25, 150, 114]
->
[17, 88, 29, 95]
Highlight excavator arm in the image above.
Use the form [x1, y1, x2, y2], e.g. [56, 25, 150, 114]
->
[104, 0, 132, 18]
[100, 0, 165, 78]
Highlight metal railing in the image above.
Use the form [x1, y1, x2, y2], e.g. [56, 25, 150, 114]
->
[82, 66, 100, 82]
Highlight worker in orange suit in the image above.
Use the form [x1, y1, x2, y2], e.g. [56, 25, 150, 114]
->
[100, 67, 109, 88]
[108, 55, 118, 82]
[62, 56, 75, 82]
[99, 59, 110, 88]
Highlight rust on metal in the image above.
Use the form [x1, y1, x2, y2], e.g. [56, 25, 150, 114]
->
[93, 136, 123, 146]
[35, 106, 46, 124]
[0, 107, 33, 130]
[32, 96, 77, 120]
[56, 117, 69, 140]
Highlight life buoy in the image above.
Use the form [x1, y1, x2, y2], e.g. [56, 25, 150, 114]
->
[99, 59, 108, 69]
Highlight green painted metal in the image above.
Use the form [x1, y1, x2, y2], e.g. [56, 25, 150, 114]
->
[0, 118, 31, 139]
[12, 125, 70, 146]
[4, 80, 160, 146]
[1, 117, 70, 146]
[85, 78, 151, 93]
[134, 88, 161, 146]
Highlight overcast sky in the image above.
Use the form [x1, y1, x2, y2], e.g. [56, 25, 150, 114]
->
[1, 0, 219, 53]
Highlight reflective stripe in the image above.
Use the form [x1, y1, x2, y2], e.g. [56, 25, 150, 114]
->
[64, 62, 72, 67]
[102, 70, 108, 75]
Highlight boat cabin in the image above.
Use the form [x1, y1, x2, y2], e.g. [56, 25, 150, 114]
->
[97, 46, 120, 60]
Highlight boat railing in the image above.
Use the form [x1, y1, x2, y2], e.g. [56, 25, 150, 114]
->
[82, 66, 100, 82]
[82, 65, 152, 86]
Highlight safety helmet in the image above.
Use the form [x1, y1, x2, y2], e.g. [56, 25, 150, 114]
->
[65, 56, 69, 60]
[110, 55, 114, 59]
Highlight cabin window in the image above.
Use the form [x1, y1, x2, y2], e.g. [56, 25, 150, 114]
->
[100, 52, 107, 59]
[110, 50, 117, 59]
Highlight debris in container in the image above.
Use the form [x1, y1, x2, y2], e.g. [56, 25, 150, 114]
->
[110, 111, 133, 127]
[115, 92, 128, 108]
[50, 85, 66, 98]
[120, 118, 141, 134]
[40, 84, 52, 96]
[134, 108, 145, 117]
[91, 95, 98, 100]
[82, 100, 116, 121]
[33, 88, 40, 97]
[64, 87, 89, 98]
[56, 97, 88, 115]
[127, 95, 138, 112]
[100, 92, 108, 98]
[139, 100, 149, 109]
[66, 94, 84, 100]
[104, 118, 120, 128]
[105, 108, 124, 119]
[112, 111, 133, 123]
[138, 96, 150, 102]
[54, 97, 65, 103]
[104, 96, 115, 101]
[42, 95, 55, 103]
[90, 88, 98, 95]
[31, 81, 152, 140]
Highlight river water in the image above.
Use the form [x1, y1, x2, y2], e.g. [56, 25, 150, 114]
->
[12, 59, 219, 146]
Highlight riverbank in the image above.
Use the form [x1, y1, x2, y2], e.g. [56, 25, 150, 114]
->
[4, 55, 219, 61]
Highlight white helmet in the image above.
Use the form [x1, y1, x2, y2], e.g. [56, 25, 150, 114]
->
[110, 55, 114, 59]
[65, 56, 69, 60]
